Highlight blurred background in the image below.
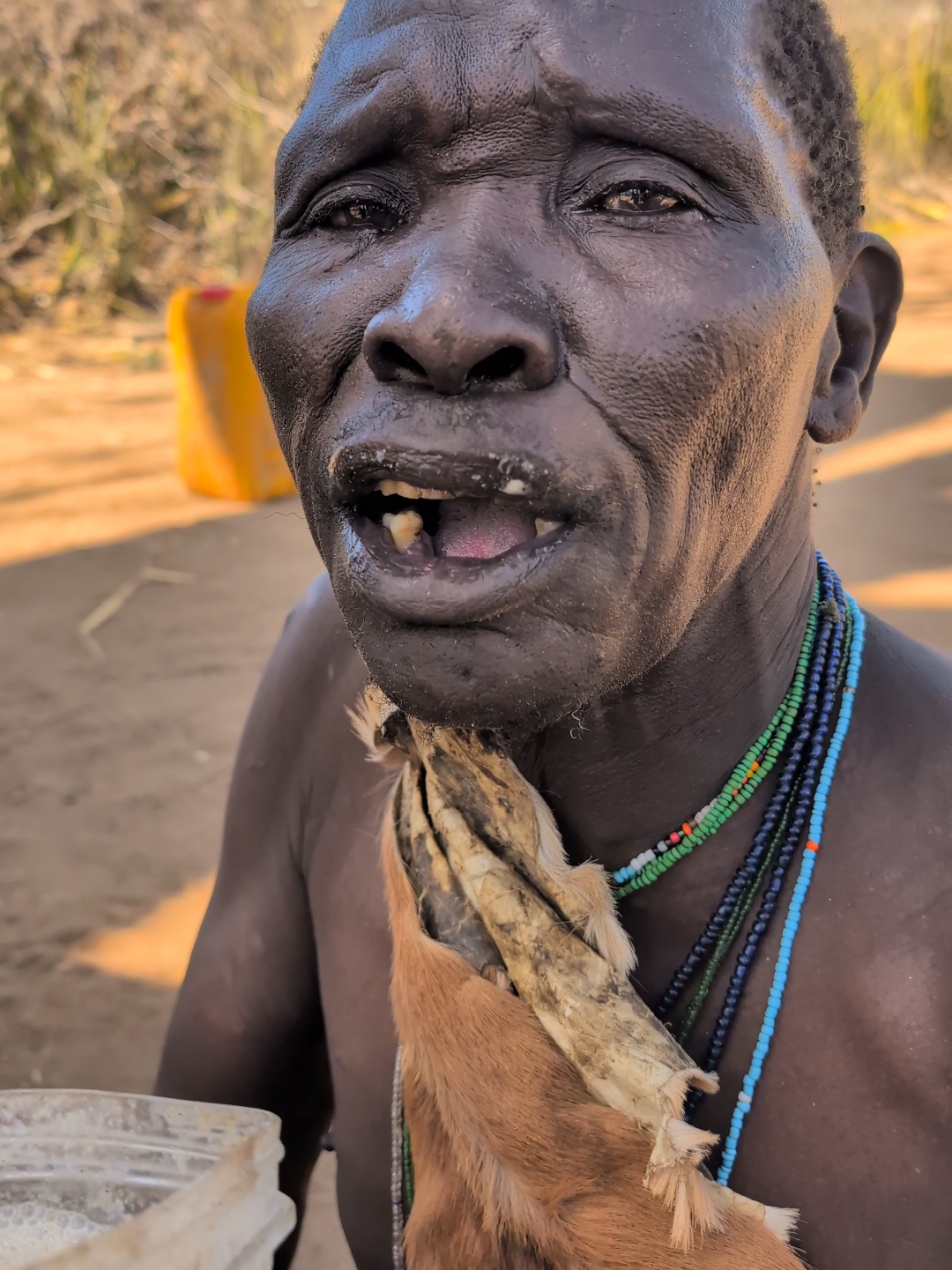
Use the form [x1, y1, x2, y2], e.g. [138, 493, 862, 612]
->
[0, 1, 950, 1266]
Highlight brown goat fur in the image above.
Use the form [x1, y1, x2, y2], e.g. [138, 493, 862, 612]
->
[384, 812, 804, 1270]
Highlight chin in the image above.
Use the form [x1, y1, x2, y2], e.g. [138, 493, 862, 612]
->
[300, 436, 649, 726]
[347, 616, 616, 732]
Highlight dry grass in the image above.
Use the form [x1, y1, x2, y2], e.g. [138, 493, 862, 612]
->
[0, 0, 948, 330]
[0, 0, 342, 328]
[829, 0, 952, 226]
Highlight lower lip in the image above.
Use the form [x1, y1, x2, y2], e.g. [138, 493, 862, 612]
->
[338, 517, 575, 625]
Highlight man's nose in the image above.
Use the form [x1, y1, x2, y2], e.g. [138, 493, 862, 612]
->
[362, 273, 560, 395]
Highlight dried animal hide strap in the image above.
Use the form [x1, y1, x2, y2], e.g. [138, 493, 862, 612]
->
[354, 688, 799, 1265]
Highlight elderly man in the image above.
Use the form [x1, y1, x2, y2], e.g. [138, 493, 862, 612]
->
[156, 0, 950, 1267]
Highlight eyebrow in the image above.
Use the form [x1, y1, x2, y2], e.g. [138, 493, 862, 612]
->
[558, 81, 769, 199]
[277, 35, 773, 221]
[275, 65, 430, 224]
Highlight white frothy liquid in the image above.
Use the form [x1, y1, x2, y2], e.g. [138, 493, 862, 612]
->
[0, 1203, 105, 1266]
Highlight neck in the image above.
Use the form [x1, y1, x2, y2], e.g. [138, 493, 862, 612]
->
[535, 515, 817, 871]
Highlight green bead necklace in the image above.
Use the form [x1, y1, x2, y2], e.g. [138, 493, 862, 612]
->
[611, 584, 820, 897]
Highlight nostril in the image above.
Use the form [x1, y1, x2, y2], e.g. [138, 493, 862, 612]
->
[469, 346, 525, 385]
[378, 341, 428, 381]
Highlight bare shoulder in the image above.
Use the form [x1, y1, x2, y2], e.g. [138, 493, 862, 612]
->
[843, 613, 952, 847]
[818, 612, 952, 1083]
[859, 611, 952, 719]
[235, 572, 370, 850]
[253, 570, 366, 733]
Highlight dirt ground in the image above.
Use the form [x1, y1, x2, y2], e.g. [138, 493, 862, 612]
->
[0, 333, 351, 1260]
[2, 228, 952, 1268]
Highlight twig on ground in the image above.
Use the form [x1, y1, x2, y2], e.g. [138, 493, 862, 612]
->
[77, 566, 194, 661]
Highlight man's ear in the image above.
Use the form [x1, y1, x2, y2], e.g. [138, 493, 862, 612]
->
[807, 233, 904, 445]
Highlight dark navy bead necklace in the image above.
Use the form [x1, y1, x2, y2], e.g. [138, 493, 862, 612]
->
[613, 552, 865, 1179]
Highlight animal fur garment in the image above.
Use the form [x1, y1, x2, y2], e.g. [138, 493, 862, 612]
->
[354, 688, 801, 1269]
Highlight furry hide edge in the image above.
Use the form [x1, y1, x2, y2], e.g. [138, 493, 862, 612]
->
[383, 806, 803, 1270]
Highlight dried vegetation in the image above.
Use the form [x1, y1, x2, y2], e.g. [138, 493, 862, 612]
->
[0, 0, 949, 330]
[0, 0, 342, 329]
[829, 0, 952, 225]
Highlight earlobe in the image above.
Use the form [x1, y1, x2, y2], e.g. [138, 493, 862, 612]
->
[807, 233, 904, 446]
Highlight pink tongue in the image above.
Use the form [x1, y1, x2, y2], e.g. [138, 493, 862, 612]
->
[436, 499, 535, 559]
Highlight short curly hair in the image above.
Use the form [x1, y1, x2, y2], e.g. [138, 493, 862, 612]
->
[761, 0, 864, 264]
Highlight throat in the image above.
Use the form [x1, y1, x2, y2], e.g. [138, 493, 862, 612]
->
[533, 539, 820, 876]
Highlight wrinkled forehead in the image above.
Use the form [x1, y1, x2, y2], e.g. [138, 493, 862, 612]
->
[289, 0, 793, 193]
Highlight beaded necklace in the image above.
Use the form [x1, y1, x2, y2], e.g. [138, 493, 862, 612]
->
[612, 552, 863, 1177]
[391, 552, 863, 1247]
[612, 589, 820, 896]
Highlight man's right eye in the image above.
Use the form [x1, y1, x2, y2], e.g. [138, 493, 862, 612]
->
[313, 200, 401, 232]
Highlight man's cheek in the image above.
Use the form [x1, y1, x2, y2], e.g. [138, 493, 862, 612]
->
[586, 306, 805, 582]
[249, 251, 370, 409]
[247, 260, 308, 391]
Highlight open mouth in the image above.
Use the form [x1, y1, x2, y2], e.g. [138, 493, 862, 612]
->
[349, 477, 567, 563]
[328, 447, 589, 624]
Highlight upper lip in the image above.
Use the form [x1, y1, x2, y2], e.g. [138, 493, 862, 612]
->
[327, 443, 580, 520]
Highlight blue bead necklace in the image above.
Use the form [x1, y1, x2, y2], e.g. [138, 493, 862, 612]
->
[717, 591, 865, 1182]
[616, 553, 864, 1178]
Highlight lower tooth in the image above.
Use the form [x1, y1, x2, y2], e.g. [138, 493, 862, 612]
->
[383, 510, 423, 553]
[535, 518, 560, 537]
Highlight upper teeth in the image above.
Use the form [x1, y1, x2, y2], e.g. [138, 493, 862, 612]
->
[374, 476, 560, 552]
[376, 480, 453, 500]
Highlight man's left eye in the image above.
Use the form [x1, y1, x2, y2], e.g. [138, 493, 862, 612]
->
[319, 201, 401, 232]
[591, 185, 688, 215]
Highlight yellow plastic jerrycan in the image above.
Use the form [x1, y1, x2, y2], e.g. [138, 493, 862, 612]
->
[167, 282, 295, 502]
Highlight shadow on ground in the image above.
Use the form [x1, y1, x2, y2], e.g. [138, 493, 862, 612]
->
[0, 497, 353, 1265]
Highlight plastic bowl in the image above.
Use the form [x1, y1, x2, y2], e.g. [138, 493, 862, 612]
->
[0, 1090, 295, 1269]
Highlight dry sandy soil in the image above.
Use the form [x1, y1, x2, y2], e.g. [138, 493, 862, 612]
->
[1, 228, 952, 1267]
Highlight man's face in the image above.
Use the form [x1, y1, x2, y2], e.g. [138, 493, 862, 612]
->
[249, 0, 835, 729]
